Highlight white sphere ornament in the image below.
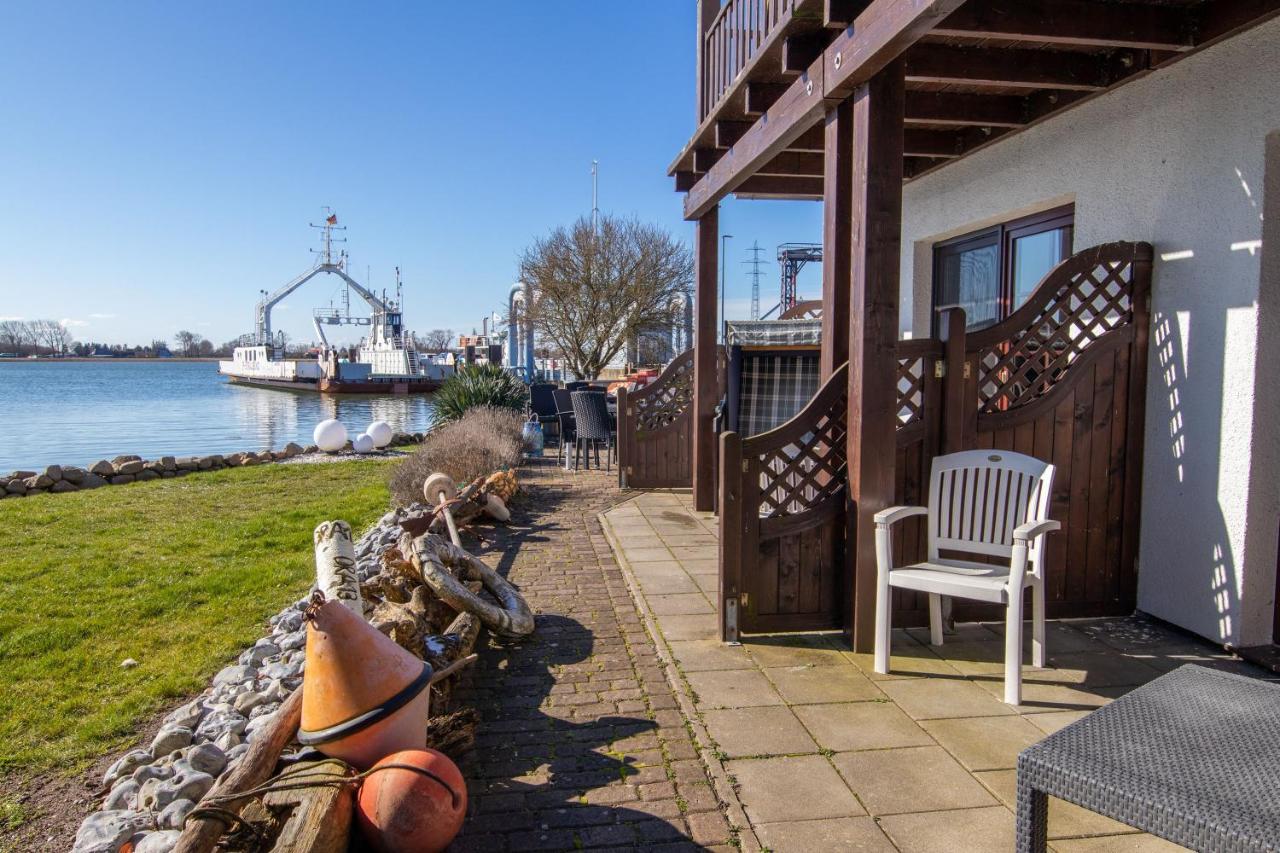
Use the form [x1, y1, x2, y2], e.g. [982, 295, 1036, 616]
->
[352, 433, 375, 454]
[366, 420, 393, 448]
[313, 419, 348, 453]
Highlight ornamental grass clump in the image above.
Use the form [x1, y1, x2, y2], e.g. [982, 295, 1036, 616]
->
[430, 363, 529, 424]
[389, 406, 526, 507]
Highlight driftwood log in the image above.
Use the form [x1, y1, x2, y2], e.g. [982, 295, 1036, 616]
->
[172, 687, 304, 853]
[237, 760, 353, 853]
[400, 532, 534, 640]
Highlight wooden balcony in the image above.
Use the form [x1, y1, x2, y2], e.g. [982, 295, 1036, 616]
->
[673, 0, 1280, 217]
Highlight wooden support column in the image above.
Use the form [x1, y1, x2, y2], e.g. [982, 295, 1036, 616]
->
[846, 60, 905, 652]
[821, 99, 854, 378]
[693, 206, 720, 512]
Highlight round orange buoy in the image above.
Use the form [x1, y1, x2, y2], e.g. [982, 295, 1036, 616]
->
[298, 597, 432, 770]
[356, 749, 467, 853]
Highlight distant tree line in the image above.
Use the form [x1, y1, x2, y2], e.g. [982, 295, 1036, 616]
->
[0, 319, 247, 358]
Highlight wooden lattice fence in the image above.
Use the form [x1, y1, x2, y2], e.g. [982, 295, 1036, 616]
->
[717, 241, 1153, 639]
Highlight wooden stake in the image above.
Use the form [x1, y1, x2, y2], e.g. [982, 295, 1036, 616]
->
[172, 687, 304, 853]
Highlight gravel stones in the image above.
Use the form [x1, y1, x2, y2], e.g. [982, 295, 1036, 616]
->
[72, 810, 150, 853]
[157, 798, 196, 830]
[149, 725, 193, 759]
[212, 664, 256, 686]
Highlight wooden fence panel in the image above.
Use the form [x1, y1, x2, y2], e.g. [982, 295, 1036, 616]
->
[619, 350, 695, 490]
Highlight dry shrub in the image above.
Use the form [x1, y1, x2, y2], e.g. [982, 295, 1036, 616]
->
[389, 406, 526, 507]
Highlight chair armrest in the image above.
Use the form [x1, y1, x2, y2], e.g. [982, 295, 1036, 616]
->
[1013, 519, 1060, 543]
[874, 506, 928, 527]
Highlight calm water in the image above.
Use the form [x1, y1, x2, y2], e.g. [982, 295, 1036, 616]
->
[0, 361, 437, 472]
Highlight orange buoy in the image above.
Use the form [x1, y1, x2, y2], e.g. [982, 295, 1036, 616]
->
[356, 749, 467, 853]
[297, 596, 432, 770]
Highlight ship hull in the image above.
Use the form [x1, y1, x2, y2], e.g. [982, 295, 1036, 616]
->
[224, 375, 442, 395]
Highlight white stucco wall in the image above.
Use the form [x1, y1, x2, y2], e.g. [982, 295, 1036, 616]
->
[898, 18, 1280, 646]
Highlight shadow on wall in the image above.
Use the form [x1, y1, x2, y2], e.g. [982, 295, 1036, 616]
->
[1147, 310, 1237, 641]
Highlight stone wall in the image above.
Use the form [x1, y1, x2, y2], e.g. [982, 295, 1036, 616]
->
[0, 432, 423, 498]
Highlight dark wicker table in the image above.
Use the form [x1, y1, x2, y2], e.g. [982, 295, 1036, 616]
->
[1017, 664, 1280, 852]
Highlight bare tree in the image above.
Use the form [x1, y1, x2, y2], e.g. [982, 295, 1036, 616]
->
[421, 328, 455, 352]
[519, 214, 692, 379]
[174, 330, 202, 357]
[0, 320, 29, 355]
[198, 339, 214, 357]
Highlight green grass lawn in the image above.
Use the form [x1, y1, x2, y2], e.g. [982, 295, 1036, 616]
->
[0, 460, 395, 774]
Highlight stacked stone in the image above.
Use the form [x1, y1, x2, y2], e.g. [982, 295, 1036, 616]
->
[72, 507, 418, 853]
[0, 443, 312, 499]
[2, 433, 425, 501]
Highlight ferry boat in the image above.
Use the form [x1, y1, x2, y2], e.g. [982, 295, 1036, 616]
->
[219, 214, 453, 394]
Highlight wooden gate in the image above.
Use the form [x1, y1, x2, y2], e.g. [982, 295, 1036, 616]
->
[719, 363, 848, 639]
[944, 241, 1153, 620]
[618, 350, 695, 489]
[716, 241, 1153, 639]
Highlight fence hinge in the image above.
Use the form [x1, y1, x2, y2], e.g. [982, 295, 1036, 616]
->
[741, 459, 749, 473]
[933, 361, 945, 379]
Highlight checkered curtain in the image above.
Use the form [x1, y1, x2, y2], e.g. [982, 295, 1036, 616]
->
[739, 353, 821, 437]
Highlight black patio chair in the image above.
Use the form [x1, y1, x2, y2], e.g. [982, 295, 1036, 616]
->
[529, 383, 560, 444]
[552, 388, 576, 466]
[570, 391, 615, 472]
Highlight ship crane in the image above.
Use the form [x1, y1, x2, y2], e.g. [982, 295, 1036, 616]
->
[252, 213, 400, 351]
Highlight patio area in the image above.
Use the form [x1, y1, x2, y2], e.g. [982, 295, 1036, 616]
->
[602, 490, 1276, 853]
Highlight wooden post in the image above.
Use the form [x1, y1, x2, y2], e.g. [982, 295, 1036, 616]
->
[617, 385, 630, 489]
[821, 99, 854, 378]
[719, 431, 744, 642]
[938, 307, 969, 454]
[846, 61, 905, 653]
[693, 206, 720, 512]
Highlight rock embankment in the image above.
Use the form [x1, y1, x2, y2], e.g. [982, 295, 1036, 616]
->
[0, 433, 423, 499]
[72, 507, 414, 853]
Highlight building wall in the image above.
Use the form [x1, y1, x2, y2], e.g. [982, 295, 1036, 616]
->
[898, 18, 1280, 646]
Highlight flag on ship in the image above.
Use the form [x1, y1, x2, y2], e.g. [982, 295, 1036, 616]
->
[326, 213, 338, 225]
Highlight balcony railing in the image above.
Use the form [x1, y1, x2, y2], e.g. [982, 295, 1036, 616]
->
[701, 0, 798, 123]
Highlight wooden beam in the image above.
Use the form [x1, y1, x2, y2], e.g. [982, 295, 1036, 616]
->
[685, 0, 963, 219]
[903, 156, 952, 180]
[757, 151, 824, 177]
[674, 171, 698, 192]
[825, 0, 871, 29]
[693, 147, 722, 173]
[716, 120, 755, 149]
[933, 0, 1195, 51]
[821, 100, 853, 379]
[783, 32, 827, 74]
[903, 43, 1117, 91]
[685, 58, 833, 220]
[904, 91, 1025, 128]
[745, 82, 790, 116]
[692, 208, 719, 512]
[733, 175, 825, 198]
[846, 60, 904, 653]
[903, 128, 964, 158]
[786, 125, 826, 153]
[823, 0, 969, 98]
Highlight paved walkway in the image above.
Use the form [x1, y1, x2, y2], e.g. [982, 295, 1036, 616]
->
[602, 491, 1277, 853]
[450, 456, 735, 852]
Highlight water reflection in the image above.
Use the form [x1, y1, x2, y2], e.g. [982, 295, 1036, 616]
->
[0, 361, 436, 471]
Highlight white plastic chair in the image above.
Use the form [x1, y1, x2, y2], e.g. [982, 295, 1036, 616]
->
[873, 449, 1059, 705]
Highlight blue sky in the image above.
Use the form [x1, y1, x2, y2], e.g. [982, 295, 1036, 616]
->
[0, 1, 822, 347]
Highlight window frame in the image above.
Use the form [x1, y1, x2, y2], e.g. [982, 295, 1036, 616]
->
[931, 204, 1075, 335]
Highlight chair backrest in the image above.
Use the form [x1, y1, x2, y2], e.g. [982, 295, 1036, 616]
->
[566, 380, 590, 392]
[571, 391, 612, 441]
[552, 388, 574, 415]
[530, 383, 558, 417]
[927, 450, 1055, 572]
